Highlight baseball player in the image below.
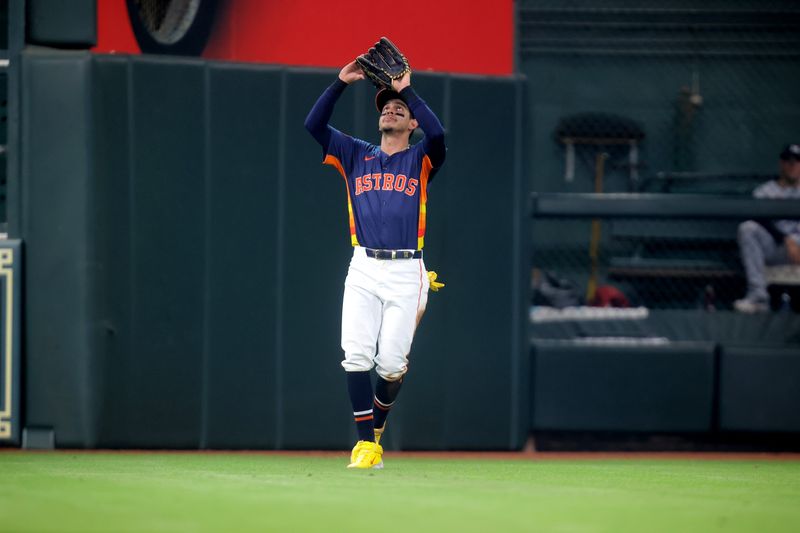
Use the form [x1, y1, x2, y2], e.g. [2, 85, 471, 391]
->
[304, 59, 446, 469]
[734, 143, 800, 313]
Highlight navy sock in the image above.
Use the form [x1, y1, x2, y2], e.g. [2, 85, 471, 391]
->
[373, 376, 403, 431]
[346, 371, 374, 442]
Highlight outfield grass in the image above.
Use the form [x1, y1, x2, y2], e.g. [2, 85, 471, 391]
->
[2, 451, 799, 533]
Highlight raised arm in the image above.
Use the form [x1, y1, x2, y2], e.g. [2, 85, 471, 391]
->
[393, 74, 446, 168]
[304, 62, 365, 150]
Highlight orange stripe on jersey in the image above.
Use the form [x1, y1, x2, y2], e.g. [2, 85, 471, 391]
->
[324, 154, 360, 246]
[417, 155, 433, 249]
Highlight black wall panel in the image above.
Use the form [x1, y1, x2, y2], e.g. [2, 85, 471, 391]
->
[27, 0, 96, 48]
[22, 52, 98, 447]
[92, 56, 134, 446]
[532, 340, 716, 432]
[719, 346, 800, 432]
[434, 78, 526, 449]
[204, 64, 282, 448]
[128, 58, 207, 447]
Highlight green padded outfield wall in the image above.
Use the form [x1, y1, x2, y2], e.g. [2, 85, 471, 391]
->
[26, 0, 96, 48]
[20, 51, 527, 450]
[531, 340, 716, 432]
[21, 52, 100, 447]
[719, 346, 800, 433]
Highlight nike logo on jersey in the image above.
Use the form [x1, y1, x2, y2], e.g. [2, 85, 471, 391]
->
[355, 173, 418, 197]
[364, 155, 376, 161]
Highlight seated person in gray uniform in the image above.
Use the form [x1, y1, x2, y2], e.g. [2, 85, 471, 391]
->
[734, 143, 800, 313]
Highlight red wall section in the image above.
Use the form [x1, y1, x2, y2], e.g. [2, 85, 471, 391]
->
[95, 0, 140, 54]
[94, 0, 514, 76]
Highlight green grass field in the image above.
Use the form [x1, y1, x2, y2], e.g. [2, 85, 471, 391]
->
[2, 451, 799, 533]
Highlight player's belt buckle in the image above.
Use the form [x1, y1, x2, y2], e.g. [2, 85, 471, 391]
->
[367, 248, 418, 260]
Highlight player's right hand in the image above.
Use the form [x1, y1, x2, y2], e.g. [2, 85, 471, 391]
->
[339, 61, 366, 84]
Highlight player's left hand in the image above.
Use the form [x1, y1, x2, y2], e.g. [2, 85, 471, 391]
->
[427, 271, 445, 292]
[392, 71, 411, 93]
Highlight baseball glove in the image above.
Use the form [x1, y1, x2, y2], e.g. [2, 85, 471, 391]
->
[356, 37, 411, 90]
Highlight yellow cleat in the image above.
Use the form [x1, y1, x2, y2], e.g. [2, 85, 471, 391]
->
[374, 425, 386, 446]
[347, 440, 384, 469]
[350, 440, 371, 464]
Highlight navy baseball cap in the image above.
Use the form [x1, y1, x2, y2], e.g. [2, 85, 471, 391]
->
[780, 143, 800, 161]
[375, 89, 414, 118]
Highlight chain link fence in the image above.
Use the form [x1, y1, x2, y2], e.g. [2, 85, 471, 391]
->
[521, 0, 800, 313]
[530, 196, 800, 320]
[520, 0, 800, 187]
[531, 217, 748, 311]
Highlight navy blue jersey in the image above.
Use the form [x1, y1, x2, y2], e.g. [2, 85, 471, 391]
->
[325, 129, 435, 249]
[305, 80, 446, 251]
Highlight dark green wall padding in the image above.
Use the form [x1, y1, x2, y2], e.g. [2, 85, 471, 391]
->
[719, 346, 800, 433]
[26, 0, 96, 48]
[531, 340, 716, 432]
[20, 51, 528, 450]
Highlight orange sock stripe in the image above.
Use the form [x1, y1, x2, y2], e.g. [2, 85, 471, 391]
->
[373, 399, 392, 411]
[354, 415, 374, 422]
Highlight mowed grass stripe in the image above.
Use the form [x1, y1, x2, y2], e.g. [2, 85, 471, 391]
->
[1, 452, 799, 533]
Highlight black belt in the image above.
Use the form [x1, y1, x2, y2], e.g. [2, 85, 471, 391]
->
[365, 248, 422, 260]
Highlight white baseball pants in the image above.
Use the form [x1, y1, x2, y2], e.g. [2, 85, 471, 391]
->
[341, 247, 429, 381]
